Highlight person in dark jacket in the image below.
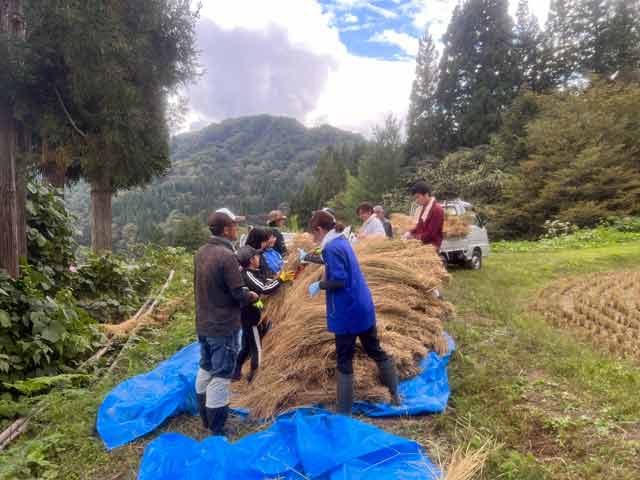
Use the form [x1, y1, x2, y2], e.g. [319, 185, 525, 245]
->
[194, 209, 258, 435]
[267, 210, 288, 256]
[233, 245, 281, 383]
[307, 210, 400, 415]
[405, 181, 444, 250]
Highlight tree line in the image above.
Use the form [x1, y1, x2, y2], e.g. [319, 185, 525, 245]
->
[0, 1, 199, 277]
[291, 0, 640, 238]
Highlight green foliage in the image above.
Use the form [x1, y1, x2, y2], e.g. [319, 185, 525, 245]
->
[384, 145, 505, 216]
[73, 253, 154, 324]
[496, 81, 640, 238]
[158, 212, 209, 251]
[436, 0, 519, 149]
[64, 116, 362, 243]
[25, 181, 76, 287]
[0, 433, 63, 480]
[492, 225, 640, 253]
[0, 268, 99, 383]
[4, 374, 91, 396]
[406, 30, 441, 160]
[331, 116, 404, 221]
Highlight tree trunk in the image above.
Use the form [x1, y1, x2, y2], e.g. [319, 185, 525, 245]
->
[15, 151, 26, 261]
[0, 0, 25, 277]
[40, 142, 66, 190]
[15, 127, 31, 260]
[91, 177, 113, 253]
[0, 104, 19, 277]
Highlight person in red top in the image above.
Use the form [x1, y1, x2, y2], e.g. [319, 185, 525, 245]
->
[404, 181, 444, 249]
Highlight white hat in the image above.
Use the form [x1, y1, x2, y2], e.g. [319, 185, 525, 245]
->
[215, 208, 246, 223]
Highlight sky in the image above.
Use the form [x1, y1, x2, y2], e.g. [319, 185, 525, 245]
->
[185, 0, 551, 136]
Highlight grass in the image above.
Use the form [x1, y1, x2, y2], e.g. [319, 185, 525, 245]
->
[2, 242, 640, 479]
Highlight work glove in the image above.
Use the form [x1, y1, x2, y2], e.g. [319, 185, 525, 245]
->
[298, 248, 308, 262]
[254, 299, 265, 310]
[308, 281, 321, 298]
[278, 270, 296, 282]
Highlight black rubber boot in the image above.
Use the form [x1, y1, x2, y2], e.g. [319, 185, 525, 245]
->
[196, 393, 208, 428]
[378, 359, 401, 406]
[336, 372, 354, 415]
[206, 405, 229, 436]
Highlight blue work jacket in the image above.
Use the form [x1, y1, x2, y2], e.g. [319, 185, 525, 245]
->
[322, 236, 376, 335]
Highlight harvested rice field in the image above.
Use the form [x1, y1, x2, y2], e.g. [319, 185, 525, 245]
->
[534, 271, 640, 361]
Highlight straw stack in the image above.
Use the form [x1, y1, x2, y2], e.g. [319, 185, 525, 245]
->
[232, 236, 452, 419]
[390, 213, 471, 239]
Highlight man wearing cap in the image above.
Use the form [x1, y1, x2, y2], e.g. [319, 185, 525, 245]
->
[194, 209, 257, 436]
[373, 205, 393, 239]
[267, 210, 288, 257]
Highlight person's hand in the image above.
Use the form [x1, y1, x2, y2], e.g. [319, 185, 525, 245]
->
[402, 232, 412, 241]
[308, 281, 321, 298]
[298, 248, 308, 262]
[248, 291, 259, 303]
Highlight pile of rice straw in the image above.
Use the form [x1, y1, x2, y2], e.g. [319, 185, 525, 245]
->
[390, 213, 472, 239]
[232, 236, 453, 419]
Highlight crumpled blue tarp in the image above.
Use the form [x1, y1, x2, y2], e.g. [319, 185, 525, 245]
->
[138, 409, 441, 480]
[98, 336, 455, 450]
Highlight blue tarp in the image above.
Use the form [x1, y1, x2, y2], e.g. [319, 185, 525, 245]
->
[97, 336, 455, 450]
[138, 409, 441, 480]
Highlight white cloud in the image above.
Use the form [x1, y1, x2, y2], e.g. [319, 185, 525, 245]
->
[369, 29, 419, 56]
[344, 13, 359, 23]
[307, 55, 414, 135]
[193, 0, 413, 135]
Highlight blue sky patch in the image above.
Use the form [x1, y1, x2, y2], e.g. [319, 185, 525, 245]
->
[319, 0, 424, 60]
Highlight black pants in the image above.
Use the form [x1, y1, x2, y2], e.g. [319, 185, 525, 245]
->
[335, 326, 388, 375]
[236, 321, 270, 375]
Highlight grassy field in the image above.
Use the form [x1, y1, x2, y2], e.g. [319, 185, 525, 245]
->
[2, 241, 640, 479]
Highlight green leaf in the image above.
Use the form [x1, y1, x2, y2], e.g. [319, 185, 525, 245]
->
[0, 310, 11, 328]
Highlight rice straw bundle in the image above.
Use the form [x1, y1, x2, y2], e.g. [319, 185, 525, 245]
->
[391, 213, 472, 240]
[232, 236, 453, 418]
[443, 214, 472, 239]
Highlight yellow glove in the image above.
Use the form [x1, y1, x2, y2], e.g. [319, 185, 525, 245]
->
[278, 270, 296, 282]
[254, 300, 265, 310]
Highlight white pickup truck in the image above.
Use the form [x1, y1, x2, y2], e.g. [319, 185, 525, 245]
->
[411, 199, 490, 270]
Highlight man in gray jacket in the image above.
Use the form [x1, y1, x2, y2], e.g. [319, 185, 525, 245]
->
[194, 209, 257, 435]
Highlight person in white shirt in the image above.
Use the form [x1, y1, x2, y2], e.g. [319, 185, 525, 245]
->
[356, 202, 387, 240]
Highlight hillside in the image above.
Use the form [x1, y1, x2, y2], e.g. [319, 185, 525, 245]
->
[67, 115, 363, 244]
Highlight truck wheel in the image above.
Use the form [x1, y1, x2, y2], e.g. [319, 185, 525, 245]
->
[466, 249, 482, 270]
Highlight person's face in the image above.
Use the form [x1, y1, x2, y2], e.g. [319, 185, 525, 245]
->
[260, 238, 270, 250]
[224, 223, 238, 241]
[358, 210, 371, 222]
[313, 226, 327, 243]
[414, 193, 431, 206]
[249, 255, 260, 269]
[374, 209, 384, 219]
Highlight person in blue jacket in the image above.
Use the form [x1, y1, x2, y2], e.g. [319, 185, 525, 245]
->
[308, 210, 400, 414]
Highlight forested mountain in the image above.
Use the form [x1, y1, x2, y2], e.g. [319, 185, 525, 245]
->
[67, 115, 363, 244]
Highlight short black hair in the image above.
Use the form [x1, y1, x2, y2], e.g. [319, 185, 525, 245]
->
[410, 181, 432, 196]
[356, 202, 374, 215]
[207, 212, 233, 236]
[245, 227, 271, 249]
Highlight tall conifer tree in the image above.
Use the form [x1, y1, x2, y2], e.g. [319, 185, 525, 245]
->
[406, 31, 441, 161]
[436, 0, 518, 150]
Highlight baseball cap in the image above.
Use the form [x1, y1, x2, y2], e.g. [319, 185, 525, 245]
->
[215, 208, 246, 223]
[268, 210, 287, 223]
[236, 245, 261, 267]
